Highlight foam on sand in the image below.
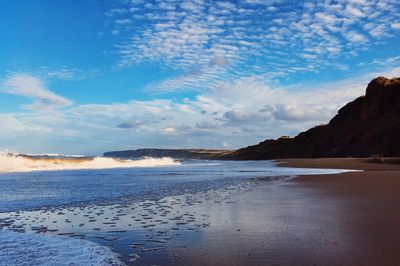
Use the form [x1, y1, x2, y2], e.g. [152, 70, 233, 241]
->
[0, 152, 180, 173]
[0, 230, 125, 266]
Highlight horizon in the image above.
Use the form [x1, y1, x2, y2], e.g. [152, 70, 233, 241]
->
[1, 0, 400, 155]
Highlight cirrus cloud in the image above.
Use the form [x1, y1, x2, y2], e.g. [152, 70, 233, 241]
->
[1, 74, 71, 110]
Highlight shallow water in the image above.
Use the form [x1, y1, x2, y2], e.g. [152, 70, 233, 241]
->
[0, 160, 348, 212]
[0, 159, 351, 265]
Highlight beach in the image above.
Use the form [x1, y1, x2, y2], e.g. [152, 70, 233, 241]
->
[175, 158, 400, 266]
[2, 158, 400, 265]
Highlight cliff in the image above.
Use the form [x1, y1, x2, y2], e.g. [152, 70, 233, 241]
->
[228, 76, 400, 159]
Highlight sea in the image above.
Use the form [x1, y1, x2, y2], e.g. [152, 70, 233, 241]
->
[0, 153, 352, 265]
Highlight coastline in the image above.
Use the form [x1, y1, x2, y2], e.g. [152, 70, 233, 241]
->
[2, 158, 400, 265]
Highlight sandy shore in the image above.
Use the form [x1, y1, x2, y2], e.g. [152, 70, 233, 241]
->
[173, 158, 400, 266]
[3, 158, 400, 265]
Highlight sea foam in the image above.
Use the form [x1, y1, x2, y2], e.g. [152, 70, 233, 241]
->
[0, 230, 125, 266]
[0, 152, 180, 173]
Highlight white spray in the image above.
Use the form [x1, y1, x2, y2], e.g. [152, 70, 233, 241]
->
[0, 152, 180, 173]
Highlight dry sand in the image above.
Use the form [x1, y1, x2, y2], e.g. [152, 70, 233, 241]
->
[175, 158, 400, 266]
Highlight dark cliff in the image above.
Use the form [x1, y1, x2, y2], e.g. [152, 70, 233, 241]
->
[228, 76, 400, 159]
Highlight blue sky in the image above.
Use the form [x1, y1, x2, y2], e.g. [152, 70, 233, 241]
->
[1, 0, 400, 155]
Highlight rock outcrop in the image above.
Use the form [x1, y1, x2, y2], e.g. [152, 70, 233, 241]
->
[228, 77, 400, 159]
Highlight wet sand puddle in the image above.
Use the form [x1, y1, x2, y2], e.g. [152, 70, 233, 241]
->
[0, 179, 266, 265]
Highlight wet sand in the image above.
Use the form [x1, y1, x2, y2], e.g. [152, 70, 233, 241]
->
[171, 158, 400, 266]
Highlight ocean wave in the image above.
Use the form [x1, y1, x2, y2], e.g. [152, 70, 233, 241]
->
[0, 230, 125, 266]
[0, 152, 180, 173]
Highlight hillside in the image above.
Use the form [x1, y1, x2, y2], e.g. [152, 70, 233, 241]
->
[228, 76, 400, 159]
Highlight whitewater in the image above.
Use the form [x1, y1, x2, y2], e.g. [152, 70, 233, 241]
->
[0, 152, 180, 173]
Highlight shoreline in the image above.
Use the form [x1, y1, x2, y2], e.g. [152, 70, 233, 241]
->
[2, 158, 400, 265]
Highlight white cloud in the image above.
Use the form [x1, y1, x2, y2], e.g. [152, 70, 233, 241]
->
[345, 31, 367, 43]
[163, 126, 176, 134]
[392, 23, 400, 30]
[272, 104, 335, 122]
[1, 74, 71, 110]
[1, 115, 26, 132]
[345, 5, 364, 17]
[108, 0, 400, 92]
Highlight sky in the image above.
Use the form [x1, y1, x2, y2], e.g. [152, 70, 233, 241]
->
[0, 0, 400, 155]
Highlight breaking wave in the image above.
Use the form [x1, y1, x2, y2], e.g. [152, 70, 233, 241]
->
[0, 152, 180, 173]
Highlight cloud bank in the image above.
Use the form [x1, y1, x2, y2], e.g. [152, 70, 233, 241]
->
[5, 68, 400, 154]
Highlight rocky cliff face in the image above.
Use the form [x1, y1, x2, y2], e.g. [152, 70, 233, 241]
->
[228, 77, 400, 159]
